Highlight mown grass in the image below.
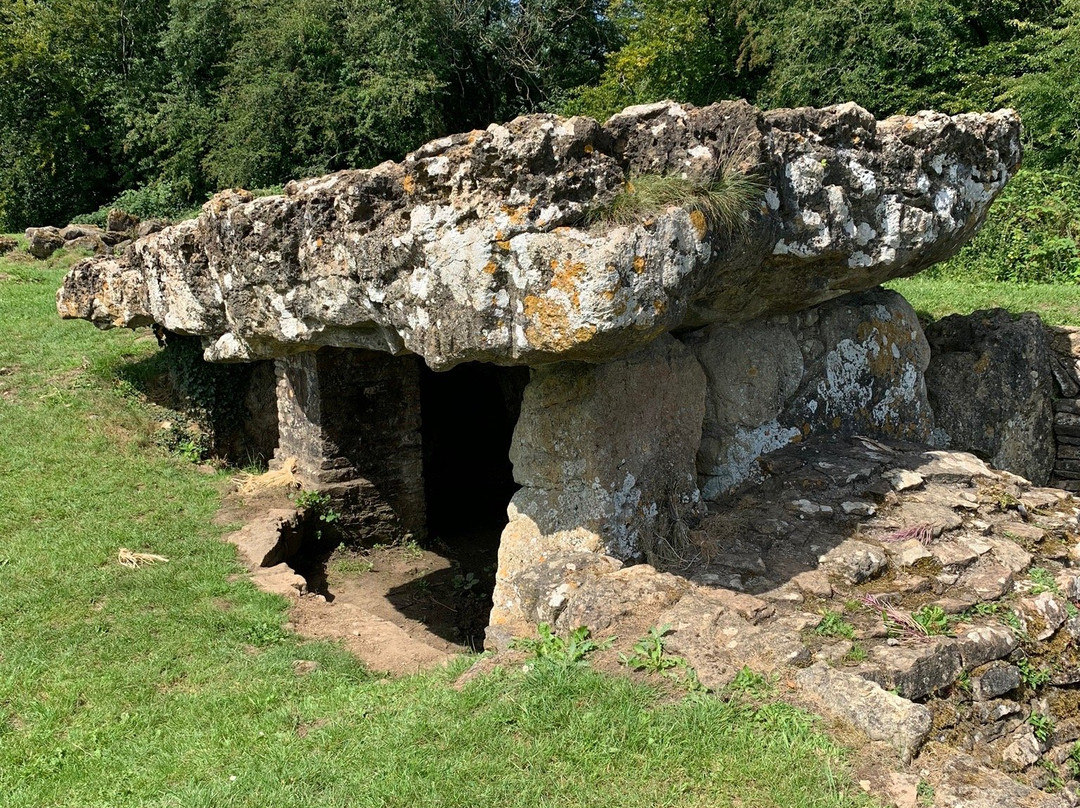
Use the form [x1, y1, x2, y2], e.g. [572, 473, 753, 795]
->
[0, 244, 875, 807]
[884, 275, 1080, 326]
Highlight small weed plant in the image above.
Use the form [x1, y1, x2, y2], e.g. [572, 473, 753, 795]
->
[620, 625, 702, 690]
[723, 667, 775, 699]
[861, 594, 931, 642]
[1028, 712, 1055, 742]
[452, 571, 482, 597]
[511, 623, 613, 669]
[912, 604, 951, 637]
[1029, 566, 1058, 595]
[1039, 759, 1066, 793]
[1068, 742, 1080, 777]
[1017, 657, 1052, 689]
[843, 644, 868, 664]
[295, 489, 340, 523]
[916, 781, 935, 807]
[1027, 567, 1080, 617]
[815, 610, 855, 640]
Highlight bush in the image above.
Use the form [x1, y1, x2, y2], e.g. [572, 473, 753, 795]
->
[71, 181, 200, 227]
[930, 168, 1080, 284]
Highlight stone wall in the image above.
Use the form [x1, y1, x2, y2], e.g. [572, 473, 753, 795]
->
[275, 348, 426, 543]
[1047, 327, 1080, 491]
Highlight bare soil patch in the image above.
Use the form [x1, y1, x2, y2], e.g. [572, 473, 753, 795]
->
[218, 483, 495, 675]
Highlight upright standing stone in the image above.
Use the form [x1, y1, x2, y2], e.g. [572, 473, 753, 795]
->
[687, 288, 933, 498]
[924, 310, 1055, 485]
[487, 334, 706, 647]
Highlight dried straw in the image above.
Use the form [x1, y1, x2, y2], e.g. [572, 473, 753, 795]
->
[118, 548, 169, 568]
[233, 456, 300, 495]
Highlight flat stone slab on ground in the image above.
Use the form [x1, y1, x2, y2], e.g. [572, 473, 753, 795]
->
[796, 663, 931, 762]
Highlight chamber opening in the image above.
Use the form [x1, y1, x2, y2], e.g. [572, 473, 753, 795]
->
[420, 361, 528, 556]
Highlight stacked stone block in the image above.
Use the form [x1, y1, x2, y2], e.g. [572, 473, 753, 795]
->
[1047, 327, 1080, 491]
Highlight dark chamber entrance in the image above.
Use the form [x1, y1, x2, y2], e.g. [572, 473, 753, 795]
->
[419, 362, 528, 554]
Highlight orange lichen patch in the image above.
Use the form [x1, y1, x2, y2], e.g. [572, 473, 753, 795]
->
[690, 209, 708, 239]
[315, 238, 324, 248]
[574, 325, 598, 342]
[632, 256, 646, 274]
[496, 240, 512, 252]
[857, 316, 916, 378]
[602, 289, 617, 301]
[583, 144, 594, 154]
[550, 260, 588, 308]
[483, 261, 499, 275]
[653, 300, 666, 315]
[401, 175, 416, 194]
[522, 294, 586, 353]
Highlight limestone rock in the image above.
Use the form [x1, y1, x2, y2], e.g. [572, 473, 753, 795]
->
[26, 226, 64, 259]
[1017, 592, 1068, 641]
[970, 661, 1022, 701]
[796, 662, 932, 761]
[955, 623, 1019, 669]
[687, 288, 933, 496]
[861, 638, 963, 699]
[960, 562, 1015, 600]
[488, 335, 705, 642]
[934, 753, 1068, 808]
[58, 102, 1021, 368]
[554, 563, 691, 633]
[924, 309, 1056, 485]
[819, 538, 889, 583]
[106, 208, 139, 233]
[59, 224, 105, 242]
[226, 509, 304, 568]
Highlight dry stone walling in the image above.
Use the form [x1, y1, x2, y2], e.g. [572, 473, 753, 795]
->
[57, 99, 1024, 647]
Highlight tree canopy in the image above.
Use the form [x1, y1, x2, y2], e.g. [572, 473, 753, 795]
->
[1, 0, 1079, 233]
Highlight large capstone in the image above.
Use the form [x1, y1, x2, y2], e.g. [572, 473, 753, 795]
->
[57, 101, 1020, 369]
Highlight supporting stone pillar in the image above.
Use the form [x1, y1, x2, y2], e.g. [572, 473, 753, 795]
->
[275, 348, 426, 542]
[486, 334, 707, 648]
[924, 310, 1055, 486]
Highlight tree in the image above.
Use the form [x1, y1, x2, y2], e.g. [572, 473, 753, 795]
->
[203, 0, 448, 189]
[0, 0, 170, 229]
[562, 0, 751, 121]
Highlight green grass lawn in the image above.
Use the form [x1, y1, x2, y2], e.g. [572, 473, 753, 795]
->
[885, 275, 1080, 326]
[0, 244, 876, 807]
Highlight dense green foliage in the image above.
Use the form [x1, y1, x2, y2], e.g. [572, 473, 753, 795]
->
[2, 0, 1080, 287]
[0, 0, 616, 229]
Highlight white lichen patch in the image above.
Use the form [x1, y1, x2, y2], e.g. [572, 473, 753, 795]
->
[703, 421, 803, 499]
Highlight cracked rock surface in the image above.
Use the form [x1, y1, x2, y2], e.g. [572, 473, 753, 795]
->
[57, 101, 1020, 368]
